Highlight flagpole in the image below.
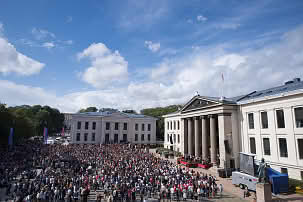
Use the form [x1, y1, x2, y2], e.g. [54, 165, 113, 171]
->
[221, 73, 224, 100]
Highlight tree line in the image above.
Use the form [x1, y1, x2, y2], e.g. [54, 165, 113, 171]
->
[0, 104, 64, 145]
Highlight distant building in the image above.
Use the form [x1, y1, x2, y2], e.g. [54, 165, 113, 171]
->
[164, 78, 303, 180]
[69, 111, 157, 144]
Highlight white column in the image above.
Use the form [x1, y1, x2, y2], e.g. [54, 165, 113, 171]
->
[194, 117, 201, 156]
[232, 111, 240, 169]
[182, 119, 188, 154]
[218, 113, 232, 168]
[201, 115, 208, 160]
[188, 118, 194, 155]
[210, 115, 217, 165]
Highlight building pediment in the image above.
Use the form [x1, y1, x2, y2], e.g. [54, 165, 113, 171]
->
[181, 96, 222, 113]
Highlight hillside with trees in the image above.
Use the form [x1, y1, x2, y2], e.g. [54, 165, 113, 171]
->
[141, 105, 183, 140]
[0, 103, 64, 145]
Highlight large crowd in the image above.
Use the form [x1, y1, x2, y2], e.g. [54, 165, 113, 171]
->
[0, 140, 223, 202]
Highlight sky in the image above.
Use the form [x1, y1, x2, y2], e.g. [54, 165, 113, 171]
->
[0, 0, 303, 113]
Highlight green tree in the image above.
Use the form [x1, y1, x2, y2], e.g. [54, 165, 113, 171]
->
[140, 105, 182, 140]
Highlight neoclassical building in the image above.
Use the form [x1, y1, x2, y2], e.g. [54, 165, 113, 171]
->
[70, 111, 157, 144]
[164, 78, 303, 180]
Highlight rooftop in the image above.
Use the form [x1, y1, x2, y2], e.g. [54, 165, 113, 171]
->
[75, 111, 157, 119]
[234, 78, 303, 103]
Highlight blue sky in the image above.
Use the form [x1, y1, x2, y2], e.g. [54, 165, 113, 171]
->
[0, 0, 303, 112]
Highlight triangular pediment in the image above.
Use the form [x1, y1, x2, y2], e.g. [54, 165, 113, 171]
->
[181, 96, 221, 113]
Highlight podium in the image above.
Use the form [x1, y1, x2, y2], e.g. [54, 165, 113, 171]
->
[256, 183, 272, 202]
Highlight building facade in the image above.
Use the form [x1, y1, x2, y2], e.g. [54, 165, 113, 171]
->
[70, 111, 157, 145]
[164, 78, 303, 180]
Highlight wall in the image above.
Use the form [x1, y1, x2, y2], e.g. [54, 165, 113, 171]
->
[239, 93, 303, 180]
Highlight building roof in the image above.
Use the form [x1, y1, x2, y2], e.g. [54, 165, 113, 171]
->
[234, 78, 303, 103]
[75, 111, 157, 119]
[164, 78, 303, 117]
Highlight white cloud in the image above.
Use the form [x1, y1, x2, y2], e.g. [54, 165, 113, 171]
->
[42, 42, 55, 49]
[31, 28, 56, 40]
[213, 54, 246, 70]
[197, 15, 207, 22]
[215, 23, 241, 30]
[144, 41, 161, 53]
[64, 40, 73, 45]
[78, 43, 128, 88]
[1, 26, 303, 113]
[0, 37, 45, 76]
[66, 16, 73, 23]
[0, 22, 4, 35]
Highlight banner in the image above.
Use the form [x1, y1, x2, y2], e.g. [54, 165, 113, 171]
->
[8, 128, 13, 146]
[44, 127, 48, 144]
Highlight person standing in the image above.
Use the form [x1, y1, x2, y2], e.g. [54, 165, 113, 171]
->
[219, 184, 223, 197]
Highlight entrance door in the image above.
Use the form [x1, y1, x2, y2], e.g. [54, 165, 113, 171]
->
[170, 146, 173, 151]
[114, 134, 118, 143]
[105, 134, 109, 144]
[123, 134, 127, 142]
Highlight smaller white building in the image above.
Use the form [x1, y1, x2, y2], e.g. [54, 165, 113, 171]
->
[70, 111, 157, 144]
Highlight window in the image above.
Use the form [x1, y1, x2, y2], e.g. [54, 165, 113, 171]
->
[173, 134, 176, 143]
[301, 171, 303, 180]
[135, 134, 138, 141]
[106, 122, 110, 130]
[298, 139, 303, 159]
[178, 134, 180, 143]
[85, 122, 89, 130]
[281, 168, 288, 174]
[114, 134, 118, 143]
[142, 124, 145, 131]
[276, 109, 285, 128]
[295, 107, 303, 128]
[84, 133, 88, 141]
[174, 121, 176, 130]
[123, 123, 127, 130]
[148, 124, 151, 131]
[250, 137, 256, 154]
[178, 121, 180, 130]
[115, 122, 119, 130]
[170, 121, 172, 130]
[279, 138, 288, 158]
[76, 133, 80, 141]
[263, 138, 271, 155]
[123, 134, 127, 142]
[135, 123, 138, 131]
[92, 122, 96, 130]
[261, 111, 268, 129]
[105, 133, 109, 143]
[92, 133, 95, 141]
[148, 134, 150, 141]
[141, 134, 144, 141]
[77, 122, 81, 130]
[248, 113, 254, 129]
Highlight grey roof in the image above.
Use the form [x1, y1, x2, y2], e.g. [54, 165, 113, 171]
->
[234, 78, 303, 103]
[75, 111, 156, 119]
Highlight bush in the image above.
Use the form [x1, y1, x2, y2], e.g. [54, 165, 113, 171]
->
[289, 178, 303, 193]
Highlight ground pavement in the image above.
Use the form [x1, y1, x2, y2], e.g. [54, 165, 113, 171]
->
[150, 149, 303, 202]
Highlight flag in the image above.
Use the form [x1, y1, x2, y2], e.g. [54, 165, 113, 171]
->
[44, 127, 48, 144]
[8, 128, 14, 146]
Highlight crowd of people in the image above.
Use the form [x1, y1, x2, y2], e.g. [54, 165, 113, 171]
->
[0, 140, 224, 202]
